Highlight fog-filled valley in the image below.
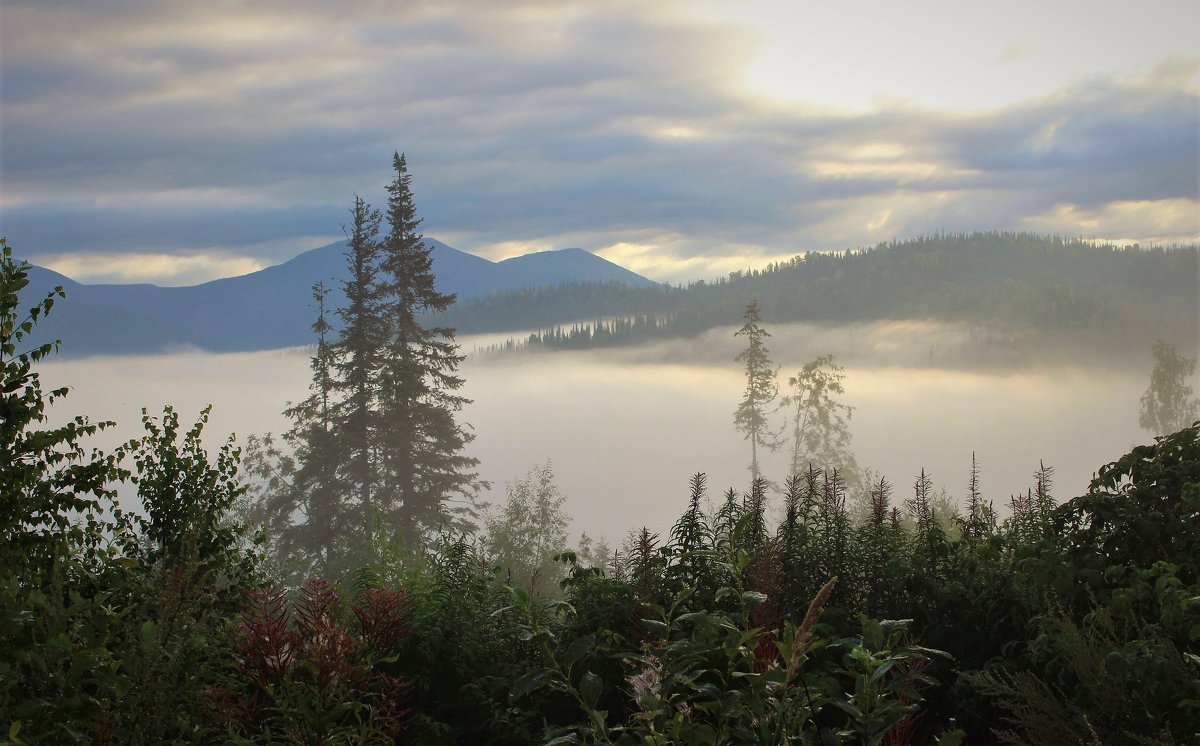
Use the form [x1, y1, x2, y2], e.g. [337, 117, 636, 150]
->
[41, 319, 1154, 543]
[10, 230, 1199, 743]
[5, 1, 1199, 738]
[9, 208, 1198, 746]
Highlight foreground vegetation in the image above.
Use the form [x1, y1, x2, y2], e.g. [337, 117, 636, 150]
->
[2, 238, 1198, 744]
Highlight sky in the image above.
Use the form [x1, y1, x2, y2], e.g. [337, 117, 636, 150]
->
[1, 0, 1197, 286]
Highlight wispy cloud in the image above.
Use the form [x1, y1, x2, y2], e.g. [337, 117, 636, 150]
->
[30, 251, 267, 287]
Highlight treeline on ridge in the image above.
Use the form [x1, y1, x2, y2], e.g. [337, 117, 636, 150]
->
[439, 232, 1198, 355]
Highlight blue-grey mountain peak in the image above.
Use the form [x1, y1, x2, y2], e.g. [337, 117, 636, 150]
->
[22, 239, 655, 356]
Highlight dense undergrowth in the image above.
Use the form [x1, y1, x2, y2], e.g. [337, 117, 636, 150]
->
[2, 240, 1198, 744]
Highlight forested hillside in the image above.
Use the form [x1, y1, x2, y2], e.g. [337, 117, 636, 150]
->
[442, 232, 1198, 358]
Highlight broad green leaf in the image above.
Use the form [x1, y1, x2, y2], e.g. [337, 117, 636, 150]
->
[140, 619, 157, 648]
[936, 729, 967, 746]
[511, 669, 553, 700]
[580, 670, 603, 710]
[564, 634, 594, 670]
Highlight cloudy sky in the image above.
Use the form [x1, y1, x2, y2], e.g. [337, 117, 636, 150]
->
[2, 0, 1197, 286]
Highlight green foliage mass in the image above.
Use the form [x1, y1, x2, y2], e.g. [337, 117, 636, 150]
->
[0, 239, 263, 744]
[484, 461, 572, 596]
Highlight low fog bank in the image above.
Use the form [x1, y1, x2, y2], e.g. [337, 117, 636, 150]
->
[467, 347, 1149, 540]
[505, 318, 1182, 373]
[39, 325, 1159, 544]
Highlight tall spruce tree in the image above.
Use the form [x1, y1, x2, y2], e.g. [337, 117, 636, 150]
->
[733, 300, 778, 481]
[255, 157, 483, 573]
[259, 204, 384, 578]
[333, 197, 387, 534]
[274, 282, 345, 576]
[375, 153, 482, 542]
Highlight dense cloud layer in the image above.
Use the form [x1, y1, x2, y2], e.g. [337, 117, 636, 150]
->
[2, 0, 1196, 284]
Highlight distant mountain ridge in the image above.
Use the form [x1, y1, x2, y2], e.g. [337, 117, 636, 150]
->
[27, 232, 1193, 362]
[434, 232, 1199, 362]
[21, 239, 655, 356]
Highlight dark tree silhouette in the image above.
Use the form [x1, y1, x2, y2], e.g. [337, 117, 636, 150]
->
[255, 157, 483, 570]
[375, 153, 482, 542]
[275, 282, 347, 574]
[334, 196, 387, 528]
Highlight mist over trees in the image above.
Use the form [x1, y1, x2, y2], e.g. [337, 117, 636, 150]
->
[1139, 341, 1200, 436]
[1, 166, 1197, 743]
[2, 226, 1199, 743]
[783, 354, 857, 483]
[733, 300, 779, 481]
[732, 302, 860, 487]
[471, 233, 1197, 363]
[483, 461, 571, 595]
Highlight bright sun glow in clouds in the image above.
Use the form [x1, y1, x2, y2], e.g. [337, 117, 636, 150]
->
[692, 0, 1200, 111]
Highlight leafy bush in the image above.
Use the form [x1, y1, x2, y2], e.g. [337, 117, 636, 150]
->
[0, 240, 262, 744]
[205, 580, 411, 743]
